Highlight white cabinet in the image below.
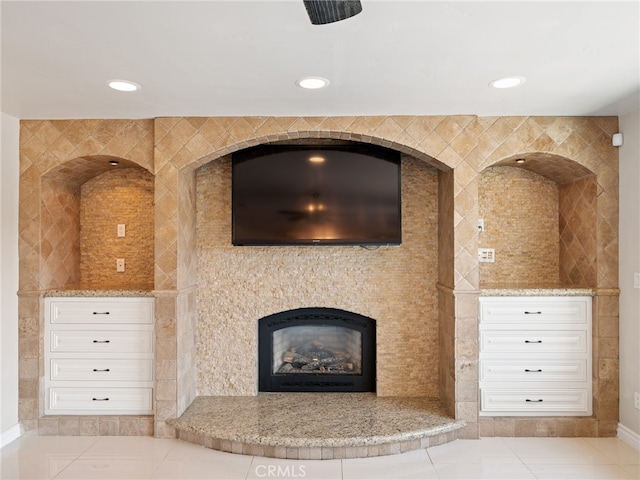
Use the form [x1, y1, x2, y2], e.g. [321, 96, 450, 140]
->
[479, 296, 592, 416]
[44, 297, 154, 415]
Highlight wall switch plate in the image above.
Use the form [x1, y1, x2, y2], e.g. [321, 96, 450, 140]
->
[116, 258, 125, 272]
[117, 224, 126, 237]
[634, 272, 640, 289]
[478, 248, 495, 263]
[634, 392, 640, 410]
[478, 219, 485, 233]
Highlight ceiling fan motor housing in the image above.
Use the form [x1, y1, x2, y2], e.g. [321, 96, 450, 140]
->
[303, 0, 363, 25]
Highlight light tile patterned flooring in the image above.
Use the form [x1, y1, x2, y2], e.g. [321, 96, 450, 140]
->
[1, 436, 638, 479]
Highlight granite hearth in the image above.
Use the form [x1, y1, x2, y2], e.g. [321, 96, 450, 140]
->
[167, 394, 465, 459]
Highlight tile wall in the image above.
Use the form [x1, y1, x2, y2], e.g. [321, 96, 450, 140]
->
[18, 115, 619, 440]
[559, 176, 598, 287]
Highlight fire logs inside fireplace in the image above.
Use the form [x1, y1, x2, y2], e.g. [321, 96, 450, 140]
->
[277, 339, 359, 375]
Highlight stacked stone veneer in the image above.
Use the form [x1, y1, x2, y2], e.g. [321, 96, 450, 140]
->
[18, 116, 619, 440]
[196, 155, 439, 397]
[479, 166, 561, 285]
[80, 167, 155, 287]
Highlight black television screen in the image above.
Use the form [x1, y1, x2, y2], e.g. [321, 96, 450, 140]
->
[232, 144, 401, 246]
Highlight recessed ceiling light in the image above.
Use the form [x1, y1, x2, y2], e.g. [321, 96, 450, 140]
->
[109, 159, 120, 166]
[489, 76, 526, 89]
[296, 77, 330, 89]
[515, 158, 526, 164]
[107, 79, 140, 92]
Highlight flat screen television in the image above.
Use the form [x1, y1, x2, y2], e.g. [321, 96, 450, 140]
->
[232, 144, 401, 246]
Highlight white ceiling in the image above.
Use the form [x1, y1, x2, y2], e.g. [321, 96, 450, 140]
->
[2, 0, 639, 120]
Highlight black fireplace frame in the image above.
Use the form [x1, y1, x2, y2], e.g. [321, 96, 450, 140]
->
[258, 307, 376, 392]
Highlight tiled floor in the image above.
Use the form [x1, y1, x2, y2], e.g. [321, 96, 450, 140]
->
[0, 436, 638, 479]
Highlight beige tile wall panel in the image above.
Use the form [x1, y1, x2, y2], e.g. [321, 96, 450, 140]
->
[19, 119, 154, 292]
[19, 115, 619, 439]
[559, 176, 598, 287]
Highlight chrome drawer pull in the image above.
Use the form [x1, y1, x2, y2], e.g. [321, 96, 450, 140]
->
[524, 369, 542, 372]
[525, 399, 543, 402]
[92, 368, 110, 372]
[524, 340, 542, 343]
[92, 397, 109, 401]
[92, 340, 110, 343]
[93, 311, 110, 315]
[524, 311, 542, 314]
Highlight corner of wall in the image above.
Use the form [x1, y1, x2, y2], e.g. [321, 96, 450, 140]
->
[618, 107, 640, 438]
[0, 112, 20, 437]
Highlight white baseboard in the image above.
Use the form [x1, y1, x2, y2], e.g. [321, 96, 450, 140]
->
[0, 423, 21, 448]
[617, 423, 640, 451]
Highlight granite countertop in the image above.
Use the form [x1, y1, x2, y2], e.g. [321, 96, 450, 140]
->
[480, 284, 595, 297]
[43, 284, 154, 297]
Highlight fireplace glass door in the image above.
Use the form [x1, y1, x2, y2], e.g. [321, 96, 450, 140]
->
[272, 325, 362, 376]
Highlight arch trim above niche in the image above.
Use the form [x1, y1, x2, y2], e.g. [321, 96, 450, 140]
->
[175, 130, 451, 174]
[42, 155, 152, 186]
[489, 152, 595, 185]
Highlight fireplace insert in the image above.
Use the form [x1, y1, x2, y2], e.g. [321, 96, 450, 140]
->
[258, 308, 376, 392]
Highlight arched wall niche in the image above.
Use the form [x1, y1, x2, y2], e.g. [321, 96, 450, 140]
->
[479, 152, 597, 287]
[188, 136, 454, 398]
[40, 155, 154, 290]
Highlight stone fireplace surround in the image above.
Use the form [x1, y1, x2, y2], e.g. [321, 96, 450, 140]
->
[18, 115, 620, 442]
[195, 152, 440, 399]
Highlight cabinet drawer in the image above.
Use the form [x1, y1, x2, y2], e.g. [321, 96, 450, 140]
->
[50, 358, 153, 382]
[47, 298, 153, 324]
[481, 389, 590, 414]
[47, 387, 153, 414]
[480, 359, 587, 382]
[480, 297, 589, 325]
[50, 330, 153, 353]
[480, 330, 587, 354]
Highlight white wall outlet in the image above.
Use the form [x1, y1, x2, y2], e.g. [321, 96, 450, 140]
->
[634, 272, 640, 289]
[117, 224, 126, 237]
[478, 219, 485, 233]
[116, 258, 125, 272]
[634, 392, 640, 410]
[478, 248, 495, 263]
